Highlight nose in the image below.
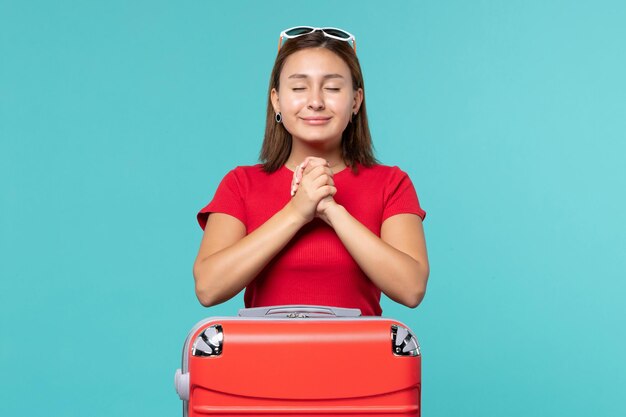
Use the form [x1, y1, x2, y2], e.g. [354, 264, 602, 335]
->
[307, 88, 325, 111]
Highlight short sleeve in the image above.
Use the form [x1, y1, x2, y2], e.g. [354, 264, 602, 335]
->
[197, 169, 247, 230]
[382, 167, 426, 221]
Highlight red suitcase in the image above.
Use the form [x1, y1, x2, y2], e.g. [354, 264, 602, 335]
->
[174, 305, 421, 417]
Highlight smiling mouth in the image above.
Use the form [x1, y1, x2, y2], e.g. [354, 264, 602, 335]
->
[301, 117, 331, 125]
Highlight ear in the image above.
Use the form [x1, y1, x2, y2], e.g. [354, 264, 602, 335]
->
[270, 88, 280, 113]
[352, 88, 363, 114]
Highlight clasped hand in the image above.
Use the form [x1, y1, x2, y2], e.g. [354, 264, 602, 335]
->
[289, 156, 338, 224]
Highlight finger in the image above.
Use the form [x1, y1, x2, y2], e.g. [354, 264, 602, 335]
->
[316, 167, 335, 183]
[320, 174, 335, 186]
[305, 165, 334, 181]
[295, 159, 312, 184]
[290, 166, 299, 196]
[302, 157, 329, 174]
[314, 185, 336, 199]
[293, 166, 302, 186]
[292, 169, 306, 195]
[311, 174, 334, 189]
[304, 156, 328, 166]
[291, 160, 310, 197]
[290, 175, 298, 196]
[300, 157, 316, 174]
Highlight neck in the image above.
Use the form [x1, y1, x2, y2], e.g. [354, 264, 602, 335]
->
[287, 142, 345, 170]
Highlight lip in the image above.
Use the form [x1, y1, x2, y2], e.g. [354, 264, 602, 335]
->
[301, 116, 332, 125]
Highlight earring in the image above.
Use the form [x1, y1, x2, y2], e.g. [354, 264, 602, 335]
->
[275, 112, 282, 123]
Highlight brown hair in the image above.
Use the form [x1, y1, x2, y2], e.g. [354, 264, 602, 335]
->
[260, 31, 377, 172]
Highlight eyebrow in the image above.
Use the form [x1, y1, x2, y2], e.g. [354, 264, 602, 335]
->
[287, 73, 345, 80]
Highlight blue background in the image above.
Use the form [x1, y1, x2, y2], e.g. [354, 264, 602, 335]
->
[1, 1, 625, 416]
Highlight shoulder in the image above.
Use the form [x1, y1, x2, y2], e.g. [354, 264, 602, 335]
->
[230, 164, 284, 177]
[229, 164, 265, 176]
[222, 164, 287, 193]
[362, 164, 425, 219]
[224, 164, 273, 182]
[212, 165, 266, 195]
[351, 163, 411, 183]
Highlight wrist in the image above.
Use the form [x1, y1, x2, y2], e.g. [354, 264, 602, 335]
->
[284, 200, 312, 227]
[319, 202, 345, 227]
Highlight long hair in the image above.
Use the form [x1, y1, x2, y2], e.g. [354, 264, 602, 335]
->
[260, 31, 377, 172]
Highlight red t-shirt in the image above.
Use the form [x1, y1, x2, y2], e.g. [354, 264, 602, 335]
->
[197, 163, 426, 316]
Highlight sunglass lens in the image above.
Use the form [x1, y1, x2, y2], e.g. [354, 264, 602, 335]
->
[285, 27, 315, 36]
[323, 29, 351, 39]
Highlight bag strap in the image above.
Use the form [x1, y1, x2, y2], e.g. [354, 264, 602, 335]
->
[238, 305, 362, 318]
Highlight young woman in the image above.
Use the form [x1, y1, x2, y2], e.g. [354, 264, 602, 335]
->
[193, 27, 429, 316]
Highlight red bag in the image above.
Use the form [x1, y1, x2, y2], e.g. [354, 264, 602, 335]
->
[175, 305, 421, 417]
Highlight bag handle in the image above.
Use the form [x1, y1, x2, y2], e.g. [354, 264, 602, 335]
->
[238, 305, 362, 318]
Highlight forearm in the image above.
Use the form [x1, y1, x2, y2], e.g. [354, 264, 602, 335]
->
[323, 205, 429, 308]
[193, 203, 307, 306]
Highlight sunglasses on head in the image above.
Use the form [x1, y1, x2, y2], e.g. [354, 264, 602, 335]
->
[278, 26, 356, 52]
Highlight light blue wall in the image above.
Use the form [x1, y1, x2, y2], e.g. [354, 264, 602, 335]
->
[1, 1, 624, 416]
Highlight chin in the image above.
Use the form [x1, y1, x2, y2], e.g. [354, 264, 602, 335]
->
[297, 130, 341, 141]
[297, 132, 338, 142]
